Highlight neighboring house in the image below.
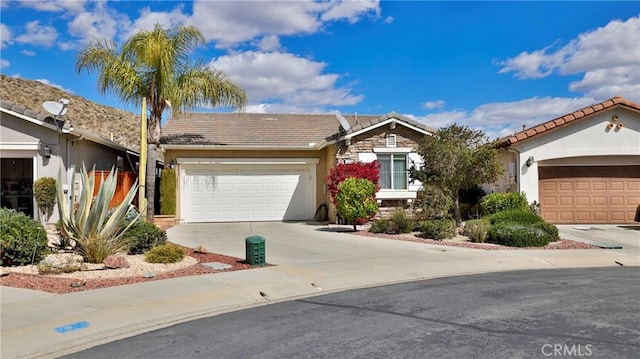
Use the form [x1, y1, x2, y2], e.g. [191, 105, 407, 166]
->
[160, 112, 434, 223]
[0, 75, 142, 223]
[495, 96, 640, 224]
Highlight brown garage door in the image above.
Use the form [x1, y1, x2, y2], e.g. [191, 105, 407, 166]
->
[539, 166, 640, 224]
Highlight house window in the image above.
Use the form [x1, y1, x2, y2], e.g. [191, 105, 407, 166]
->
[378, 154, 407, 190]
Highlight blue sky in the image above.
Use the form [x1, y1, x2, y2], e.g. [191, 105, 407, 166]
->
[1, 1, 638, 139]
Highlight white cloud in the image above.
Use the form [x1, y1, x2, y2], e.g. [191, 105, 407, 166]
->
[384, 16, 394, 24]
[121, 6, 190, 41]
[192, 0, 380, 48]
[18, 0, 86, 14]
[15, 21, 57, 47]
[320, 0, 380, 23]
[409, 97, 597, 140]
[569, 65, 640, 100]
[421, 100, 446, 110]
[0, 59, 9, 69]
[257, 35, 281, 52]
[35, 78, 74, 93]
[21, 49, 36, 56]
[65, 1, 129, 48]
[498, 16, 640, 101]
[0, 23, 12, 49]
[210, 51, 363, 112]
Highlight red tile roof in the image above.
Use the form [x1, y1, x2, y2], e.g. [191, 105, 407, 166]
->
[497, 96, 640, 147]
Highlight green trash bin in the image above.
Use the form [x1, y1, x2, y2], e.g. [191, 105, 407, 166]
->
[245, 235, 266, 266]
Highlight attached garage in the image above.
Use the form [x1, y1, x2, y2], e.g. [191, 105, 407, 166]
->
[178, 159, 318, 223]
[539, 166, 640, 224]
[496, 96, 640, 225]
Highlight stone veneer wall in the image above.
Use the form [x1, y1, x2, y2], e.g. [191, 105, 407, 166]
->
[335, 125, 424, 163]
[331, 124, 428, 216]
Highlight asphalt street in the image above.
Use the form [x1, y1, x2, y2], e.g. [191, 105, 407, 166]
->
[62, 267, 640, 359]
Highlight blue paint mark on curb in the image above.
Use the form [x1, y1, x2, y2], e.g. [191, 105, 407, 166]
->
[54, 321, 90, 333]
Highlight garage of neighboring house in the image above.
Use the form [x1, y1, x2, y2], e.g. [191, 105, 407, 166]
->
[538, 166, 640, 223]
[497, 96, 640, 224]
[178, 159, 318, 222]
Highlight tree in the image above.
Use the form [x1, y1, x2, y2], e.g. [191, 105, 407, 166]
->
[335, 177, 378, 231]
[410, 124, 502, 225]
[76, 24, 247, 221]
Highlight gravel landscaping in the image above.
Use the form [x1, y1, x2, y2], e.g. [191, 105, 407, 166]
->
[0, 244, 255, 294]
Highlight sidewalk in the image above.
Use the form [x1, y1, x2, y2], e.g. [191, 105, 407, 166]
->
[2, 224, 639, 359]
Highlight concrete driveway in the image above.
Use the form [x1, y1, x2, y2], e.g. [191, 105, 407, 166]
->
[557, 224, 640, 255]
[167, 221, 468, 266]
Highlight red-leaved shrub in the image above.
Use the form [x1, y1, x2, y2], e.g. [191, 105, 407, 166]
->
[328, 161, 380, 205]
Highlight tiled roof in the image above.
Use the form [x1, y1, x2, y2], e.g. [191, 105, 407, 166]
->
[497, 96, 640, 147]
[160, 112, 433, 147]
[0, 74, 140, 152]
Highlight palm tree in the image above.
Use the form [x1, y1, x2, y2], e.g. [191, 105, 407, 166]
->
[76, 23, 247, 221]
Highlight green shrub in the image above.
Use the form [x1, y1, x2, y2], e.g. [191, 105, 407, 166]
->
[479, 192, 529, 215]
[370, 219, 394, 234]
[464, 219, 489, 243]
[418, 185, 453, 220]
[336, 178, 378, 231]
[125, 221, 167, 254]
[0, 208, 49, 266]
[159, 168, 177, 215]
[487, 222, 560, 247]
[489, 210, 544, 225]
[33, 177, 56, 222]
[419, 219, 456, 240]
[144, 243, 185, 264]
[390, 208, 416, 234]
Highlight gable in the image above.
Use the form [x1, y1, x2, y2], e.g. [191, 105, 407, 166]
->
[512, 107, 640, 161]
[498, 96, 640, 147]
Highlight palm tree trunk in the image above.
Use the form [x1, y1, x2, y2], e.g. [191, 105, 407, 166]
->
[145, 145, 157, 221]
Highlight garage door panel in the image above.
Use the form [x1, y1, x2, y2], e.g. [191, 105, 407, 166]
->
[609, 181, 625, 191]
[575, 211, 591, 221]
[559, 182, 573, 191]
[591, 181, 606, 191]
[610, 212, 626, 222]
[576, 196, 590, 206]
[558, 197, 573, 206]
[559, 212, 574, 221]
[185, 168, 311, 222]
[575, 181, 590, 191]
[609, 196, 625, 206]
[539, 166, 639, 224]
[593, 212, 607, 221]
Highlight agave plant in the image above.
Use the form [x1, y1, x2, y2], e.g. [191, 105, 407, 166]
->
[56, 166, 141, 263]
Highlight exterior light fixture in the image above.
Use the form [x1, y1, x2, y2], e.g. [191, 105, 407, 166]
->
[525, 155, 535, 167]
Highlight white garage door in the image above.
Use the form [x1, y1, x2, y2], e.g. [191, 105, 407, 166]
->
[185, 168, 312, 222]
